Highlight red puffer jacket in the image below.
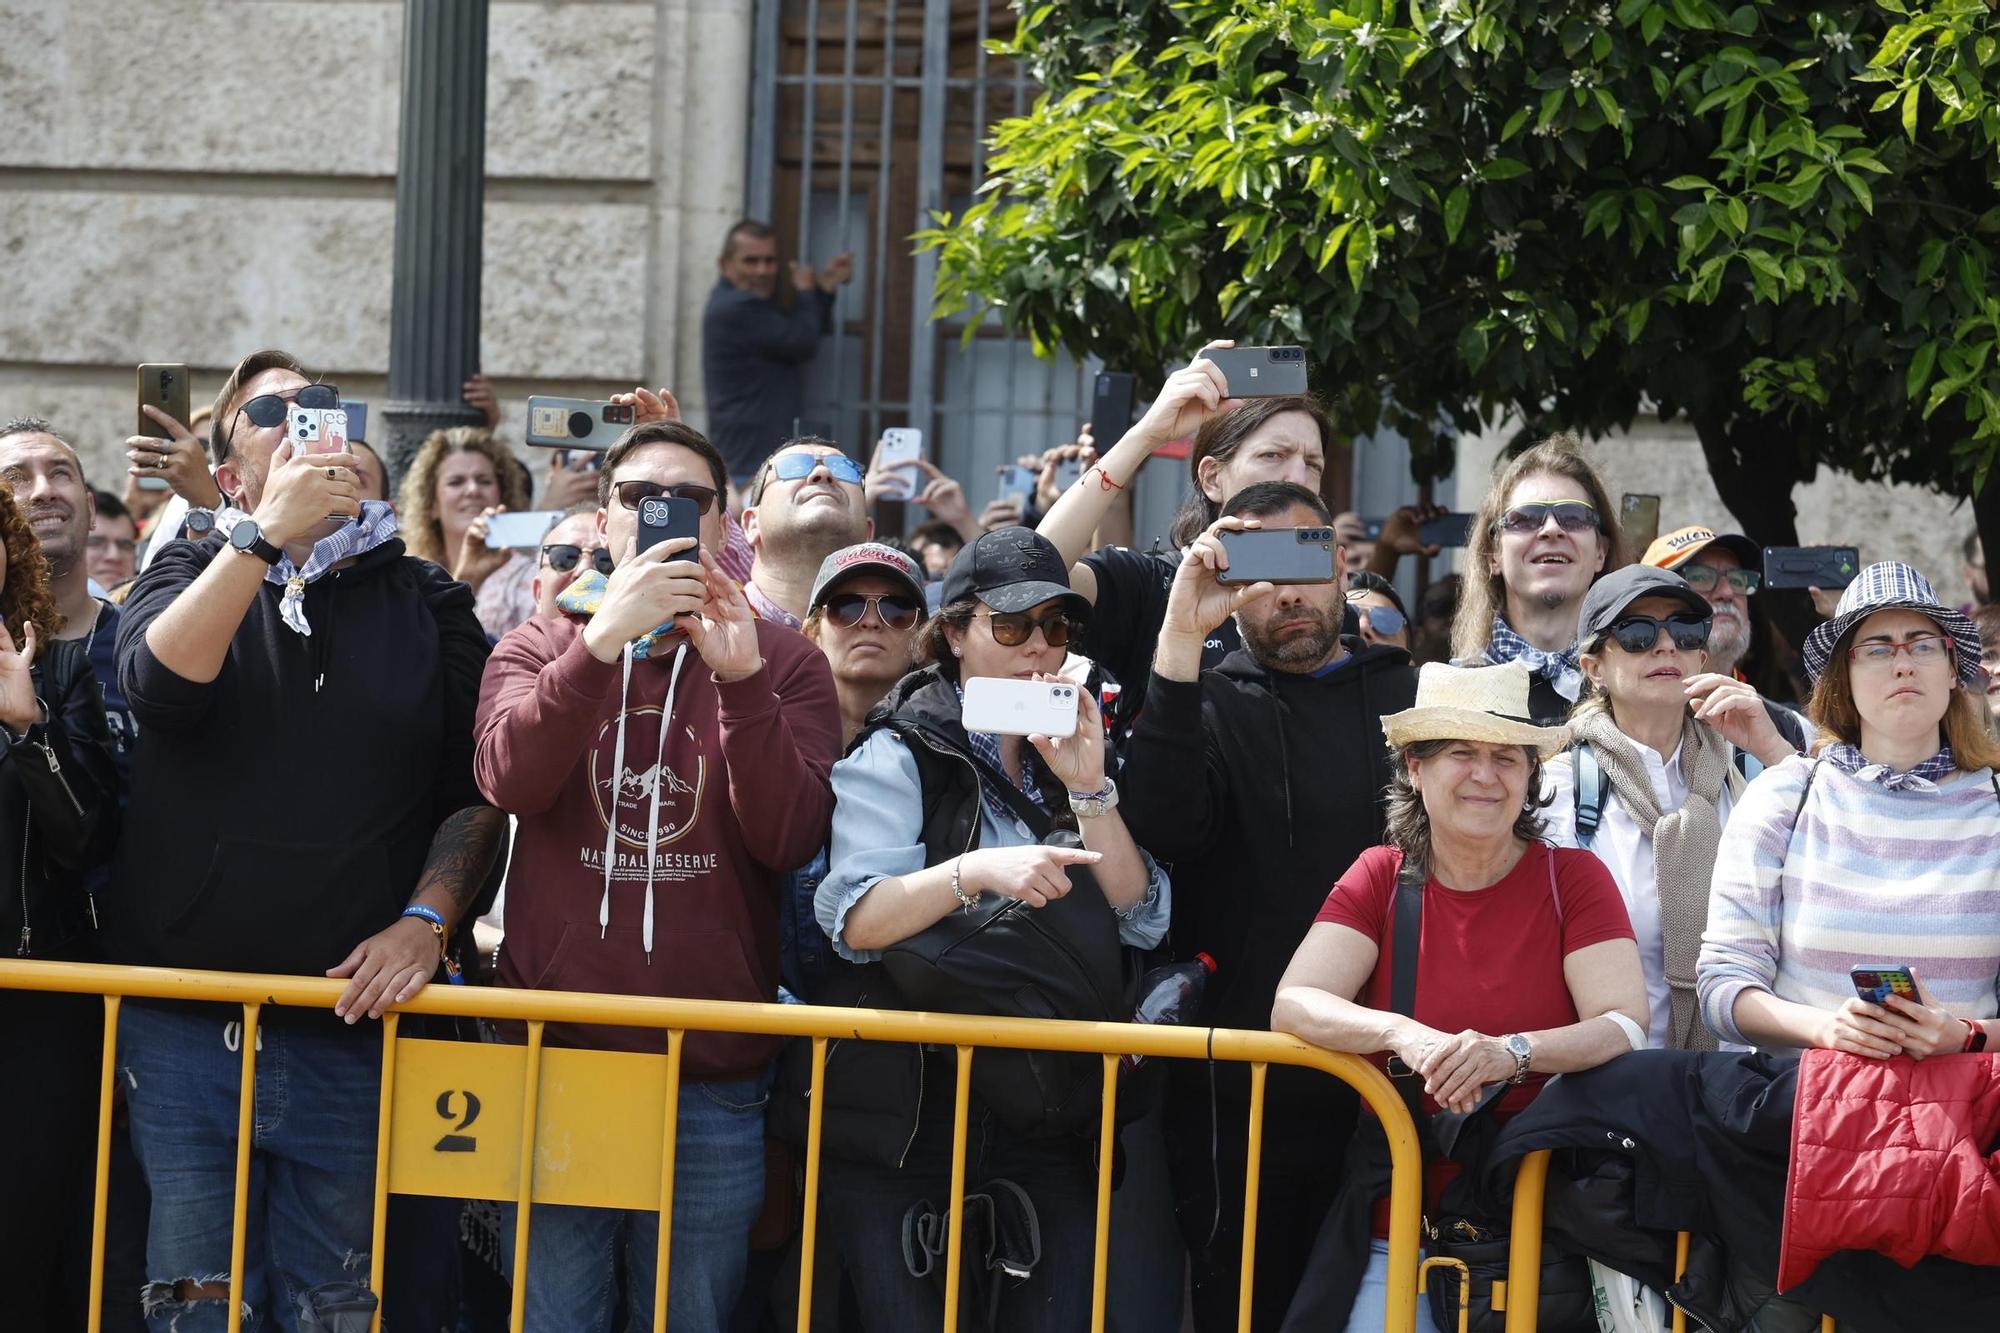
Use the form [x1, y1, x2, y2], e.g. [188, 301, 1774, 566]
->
[1779, 1049, 2000, 1291]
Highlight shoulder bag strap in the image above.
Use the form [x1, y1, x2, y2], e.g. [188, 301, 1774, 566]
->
[1386, 857, 1428, 1128]
[1572, 739, 1603, 849]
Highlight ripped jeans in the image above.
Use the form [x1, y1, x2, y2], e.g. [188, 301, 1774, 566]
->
[119, 1000, 380, 1333]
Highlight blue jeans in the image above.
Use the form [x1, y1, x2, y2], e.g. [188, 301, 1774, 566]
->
[119, 1000, 380, 1333]
[1344, 1237, 1442, 1333]
[506, 1072, 770, 1333]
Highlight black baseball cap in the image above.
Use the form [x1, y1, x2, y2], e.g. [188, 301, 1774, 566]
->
[939, 526, 1090, 618]
[1576, 564, 1711, 650]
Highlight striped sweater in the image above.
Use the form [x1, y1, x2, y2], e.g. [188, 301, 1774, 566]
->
[1698, 753, 2000, 1047]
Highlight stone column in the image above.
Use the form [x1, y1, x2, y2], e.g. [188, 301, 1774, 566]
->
[380, 0, 491, 487]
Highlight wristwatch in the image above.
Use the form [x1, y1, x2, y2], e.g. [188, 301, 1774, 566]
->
[1503, 1033, 1533, 1085]
[1067, 778, 1119, 819]
[184, 508, 216, 540]
[228, 518, 282, 565]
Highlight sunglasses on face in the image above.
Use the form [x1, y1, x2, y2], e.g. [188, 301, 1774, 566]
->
[824, 592, 922, 630]
[541, 544, 615, 576]
[1496, 500, 1601, 536]
[231, 382, 340, 439]
[770, 452, 865, 488]
[1848, 634, 1953, 666]
[978, 608, 1076, 649]
[1348, 599, 1406, 637]
[1680, 565, 1762, 595]
[611, 479, 720, 513]
[1604, 613, 1712, 654]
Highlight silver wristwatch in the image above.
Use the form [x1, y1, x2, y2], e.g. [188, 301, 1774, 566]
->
[1067, 778, 1119, 819]
[1503, 1033, 1533, 1085]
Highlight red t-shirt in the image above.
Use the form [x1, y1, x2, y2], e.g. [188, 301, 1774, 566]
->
[1315, 841, 1634, 1232]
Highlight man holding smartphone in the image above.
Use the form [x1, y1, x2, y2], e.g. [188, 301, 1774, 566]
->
[474, 419, 839, 1332]
[1118, 480, 1418, 1332]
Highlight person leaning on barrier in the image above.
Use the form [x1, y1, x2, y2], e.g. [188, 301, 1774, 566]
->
[1116, 482, 1416, 1333]
[0, 473, 120, 1331]
[107, 347, 504, 1329]
[1699, 560, 2000, 1058]
[812, 526, 1169, 1332]
[1536, 565, 1795, 1053]
[473, 418, 839, 1333]
[1271, 660, 1645, 1333]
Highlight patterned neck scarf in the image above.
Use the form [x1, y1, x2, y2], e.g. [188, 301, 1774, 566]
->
[1822, 742, 1957, 792]
[1485, 613, 1584, 703]
[954, 686, 1049, 823]
[214, 502, 401, 636]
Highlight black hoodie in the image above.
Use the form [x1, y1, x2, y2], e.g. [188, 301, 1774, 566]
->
[1119, 636, 1418, 1035]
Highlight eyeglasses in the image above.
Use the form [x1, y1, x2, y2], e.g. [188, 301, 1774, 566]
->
[1496, 501, 1601, 536]
[611, 479, 720, 514]
[87, 535, 139, 555]
[824, 592, 922, 630]
[770, 452, 866, 487]
[228, 382, 340, 444]
[541, 544, 615, 576]
[1680, 565, 1763, 596]
[977, 608, 1076, 648]
[1848, 634, 1953, 666]
[1604, 613, 1712, 654]
[1348, 600, 1406, 638]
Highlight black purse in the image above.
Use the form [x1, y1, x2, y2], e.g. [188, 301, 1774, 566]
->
[1385, 860, 1597, 1333]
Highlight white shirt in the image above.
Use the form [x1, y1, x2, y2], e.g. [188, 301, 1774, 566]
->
[1541, 736, 1737, 1050]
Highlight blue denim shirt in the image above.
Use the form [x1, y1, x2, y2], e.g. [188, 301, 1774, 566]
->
[816, 728, 1170, 963]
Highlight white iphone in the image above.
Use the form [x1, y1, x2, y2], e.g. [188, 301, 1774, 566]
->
[875, 428, 924, 501]
[961, 677, 1080, 738]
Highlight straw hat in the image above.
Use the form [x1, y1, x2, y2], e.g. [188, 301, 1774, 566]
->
[1379, 660, 1572, 758]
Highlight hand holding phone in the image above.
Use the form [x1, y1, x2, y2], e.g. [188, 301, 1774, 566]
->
[1851, 964, 1921, 1008]
[1216, 526, 1339, 584]
[873, 430, 924, 501]
[135, 364, 192, 493]
[1205, 345, 1309, 399]
[961, 677, 1081, 738]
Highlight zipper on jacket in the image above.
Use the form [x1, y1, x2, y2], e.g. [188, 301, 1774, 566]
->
[15, 810, 28, 956]
[33, 741, 84, 819]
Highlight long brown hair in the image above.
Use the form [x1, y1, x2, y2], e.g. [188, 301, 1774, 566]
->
[1451, 433, 1624, 661]
[0, 483, 62, 644]
[1807, 624, 2000, 772]
[396, 427, 530, 564]
[1168, 397, 1336, 548]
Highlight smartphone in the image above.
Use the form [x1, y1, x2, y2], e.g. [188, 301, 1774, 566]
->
[1417, 512, 1476, 548]
[554, 448, 603, 474]
[1205, 346, 1309, 399]
[1851, 964, 1919, 1007]
[875, 428, 924, 501]
[313, 408, 348, 456]
[998, 464, 1039, 513]
[485, 510, 566, 549]
[526, 397, 636, 450]
[1090, 371, 1137, 438]
[1053, 457, 1087, 492]
[286, 406, 323, 450]
[1216, 526, 1339, 585]
[1762, 545, 1860, 590]
[637, 494, 701, 630]
[136, 363, 191, 492]
[961, 677, 1081, 739]
[1620, 493, 1661, 556]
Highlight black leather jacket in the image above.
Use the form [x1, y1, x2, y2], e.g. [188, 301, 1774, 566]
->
[0, 637, 120, 959]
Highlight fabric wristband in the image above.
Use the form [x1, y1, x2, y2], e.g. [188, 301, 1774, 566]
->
[401, 905, 465, 984]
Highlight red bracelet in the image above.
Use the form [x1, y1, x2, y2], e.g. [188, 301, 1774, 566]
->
[1094, 465, 1124, 493]
[1965, 1020, 1988, 1054]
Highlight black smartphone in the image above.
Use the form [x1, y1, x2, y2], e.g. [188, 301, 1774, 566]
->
[1217, 526, 1338, 585]
[1205, 346, 1309, 399]
[1417, 513, 1476, 548]
[637, 495, 701, 557]
[1762, 545, 1860, 590]
[1090, 371, 1137, 438]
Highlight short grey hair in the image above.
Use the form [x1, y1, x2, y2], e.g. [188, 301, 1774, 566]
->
[1382, 740, 1551, 880]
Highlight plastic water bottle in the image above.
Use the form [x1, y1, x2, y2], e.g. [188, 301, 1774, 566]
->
[1122, 952, 1217, 1070]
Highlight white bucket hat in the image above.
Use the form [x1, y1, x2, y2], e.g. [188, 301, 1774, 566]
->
[1379, 660, 1572, 758]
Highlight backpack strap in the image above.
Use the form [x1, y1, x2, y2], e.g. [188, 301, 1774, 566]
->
[1572, 739, 1604, 850]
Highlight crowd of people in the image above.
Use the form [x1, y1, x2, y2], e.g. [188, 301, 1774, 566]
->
[4, 222, 2000, 1333]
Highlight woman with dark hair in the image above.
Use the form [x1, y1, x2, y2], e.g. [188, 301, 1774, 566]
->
[1035, 341, 1337, 722]
[1272, 660, 1643, 1333]
[396, 425, 534, 638]
[0, 480, 121, 1328]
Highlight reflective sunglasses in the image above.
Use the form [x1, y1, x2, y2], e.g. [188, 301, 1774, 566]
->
[1496, 500, 1601, 535]
[1848, 634, 1953, 666]
[541, 544, 615, 576]
[770, 452, 865, 487]
[824, 592, 922, 630]
[1603, 613, 1712, 654]
[1679, 565, 1762, 596]
[1348, 600, 1407, 638]
[611, 479, 720, 513]
[978, 608, 1076, 648]
[230, 382, 340, 440]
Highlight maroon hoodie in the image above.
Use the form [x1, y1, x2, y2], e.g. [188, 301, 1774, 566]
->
[474, 616, 838, 1079]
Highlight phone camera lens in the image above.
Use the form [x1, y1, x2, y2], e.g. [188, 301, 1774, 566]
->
[567, 411, 593, 439]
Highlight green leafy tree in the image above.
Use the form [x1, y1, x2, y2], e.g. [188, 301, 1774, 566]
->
[921, 0, 2000, 623]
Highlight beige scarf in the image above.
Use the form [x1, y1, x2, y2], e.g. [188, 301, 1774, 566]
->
[1571, 708, 1741, 1051]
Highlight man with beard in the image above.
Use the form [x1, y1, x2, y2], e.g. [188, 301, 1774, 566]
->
[1119, 481, 1417, 1332]
[739, 437, 871, 627]
[1643, 524, 1812, 763]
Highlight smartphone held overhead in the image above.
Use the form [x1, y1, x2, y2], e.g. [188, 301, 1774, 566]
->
[1763, 545, 1860, 590]
[135, 363, 191, 492]
[1216, 526, 1338, 585]
[875, 429, 924, 500]
[525, 397, 635, 450]
[484, 510, 566, 549]
[1205, 346, 1309, 399]
[960, 677, 1080, 738]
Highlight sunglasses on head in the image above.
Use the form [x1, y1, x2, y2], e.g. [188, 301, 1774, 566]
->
[770, 452, 865, 488]
[612, 479, 720, 513]
[541, 544, 615, 576]
[824, 592, 922, 630]
[979, 608, 1076, 648]
[232, 382, 340, 436]
[1496, 500, 1601, 536]
[1679, 564, 1762, 595]
[1604, 613, 1712, 654]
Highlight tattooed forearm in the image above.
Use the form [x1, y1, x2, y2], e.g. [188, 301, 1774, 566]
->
[411, 805, 507, 919]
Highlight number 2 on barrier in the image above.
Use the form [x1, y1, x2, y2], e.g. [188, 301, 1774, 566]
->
[435, 1089, 482, 1153]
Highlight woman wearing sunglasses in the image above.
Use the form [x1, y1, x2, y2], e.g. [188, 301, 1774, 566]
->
[812, 527, 1169, 1330]
[1346, 571, 1412, 651]
[1701, 561, 2000, 1059]
[1539, 566, 1797, 1053]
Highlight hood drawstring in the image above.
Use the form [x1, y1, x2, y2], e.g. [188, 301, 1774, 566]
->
[1269, 659, 1295, 849]
[598, 641, 689, 964]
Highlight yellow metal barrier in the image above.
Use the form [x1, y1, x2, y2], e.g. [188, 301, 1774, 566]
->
[0, 959, 1426, 1333]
